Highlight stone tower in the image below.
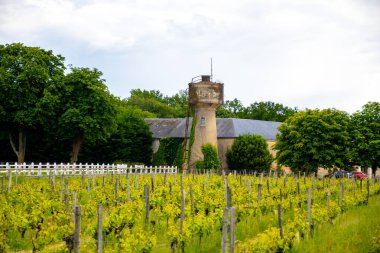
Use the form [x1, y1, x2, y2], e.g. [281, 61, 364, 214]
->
[187, 75, 223, 170]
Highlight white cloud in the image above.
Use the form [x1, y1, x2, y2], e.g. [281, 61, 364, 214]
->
[0, 0, 379, 113]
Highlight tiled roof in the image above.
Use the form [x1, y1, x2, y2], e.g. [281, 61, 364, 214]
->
[145, 118, 281, 140]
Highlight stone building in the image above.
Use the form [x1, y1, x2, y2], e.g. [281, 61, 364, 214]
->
[145, 74, 281, 171]
[145, 118, 281, 170]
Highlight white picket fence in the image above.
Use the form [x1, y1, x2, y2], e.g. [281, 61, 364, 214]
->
[0, 162, 177, 177]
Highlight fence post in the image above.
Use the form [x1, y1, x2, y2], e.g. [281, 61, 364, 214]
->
[340, 183, 344, 203]
[74, 206, 82, 253]
[97, 204, 103, 253]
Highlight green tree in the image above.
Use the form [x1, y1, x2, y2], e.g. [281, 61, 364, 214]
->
[125, 89, 185, 118]
[163, 89, 188, 117]
[274, 109, 351, 173]
[58, 67, 117, 163]
[226, 134, 273, 171]
[217, 99, 296, 122]
[246, 101, 297, 122]
[0, 43, 65, 163]
[351, 102, 380, 175]
[81, 107, 153, 164]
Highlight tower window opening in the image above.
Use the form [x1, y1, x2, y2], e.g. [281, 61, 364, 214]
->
[200, 117, 206, 127]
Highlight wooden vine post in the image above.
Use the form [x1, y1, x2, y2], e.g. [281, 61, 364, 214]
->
[307, 188, 312, 236]
[230, 207, 236, 253]
[179, 188, 186, 250]
[278, 204, 284, 239]
[144, 185, 149, 227]
[73, 206, 82, 253]
[97, 204, 103, 253]
[222, 207, 229, 253]
[258, 184, 262, 202]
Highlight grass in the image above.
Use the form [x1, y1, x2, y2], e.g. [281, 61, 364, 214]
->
[290, 193, 380, 253]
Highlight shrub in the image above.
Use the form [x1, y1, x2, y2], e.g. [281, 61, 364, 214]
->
[196, 143, 220, 171]
[226, 134, 273, 171]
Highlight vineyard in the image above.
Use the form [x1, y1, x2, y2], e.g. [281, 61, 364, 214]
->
[1, 171, 380, 253]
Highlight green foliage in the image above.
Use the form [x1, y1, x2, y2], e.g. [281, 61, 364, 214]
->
[195, 143, 220, 171]
[152, 138, 184, 167]
[350, 102, 380, 173]
[125, 89, 187, 118]
[0, 43, 65, 163]
[217, 99, 297, 122]
[3, 171, 379, 252]
[275, 109, 351, 173]
[226, 134, 273, 171]
[58, 67, 118, 162]
[186, 114, 197, 169]
[152, 141, 166, 166]
[81, 108, 153, 165]
[246, 101, 297, 122]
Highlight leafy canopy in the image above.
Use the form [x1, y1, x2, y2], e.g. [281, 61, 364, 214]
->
[0, 43, 65, 129]
[217, 99, 296, 122]
[274, 109, 351, 173]
[59, 67, 117, 143]
[350, 102, 380, 171]
[226, 134, 273, 171]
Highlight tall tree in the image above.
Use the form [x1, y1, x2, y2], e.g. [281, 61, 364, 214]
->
[246, 101, 297, 122]
[163, 89, 188, 117]
[216, 99, 246, 118]
[274, 109, 351, 173]
[81, 103, 153, 164]
[0, 43, 65, 163]
[351, 102, 380, 174]
[59, 67, 117, 163]
[217, 99, 296, 122]
[125, 89, 187, 118]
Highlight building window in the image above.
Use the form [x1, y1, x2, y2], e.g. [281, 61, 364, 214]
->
[200, 117, 206, 127]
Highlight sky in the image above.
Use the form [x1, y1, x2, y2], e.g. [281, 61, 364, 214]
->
[1, 0, 379, 113]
